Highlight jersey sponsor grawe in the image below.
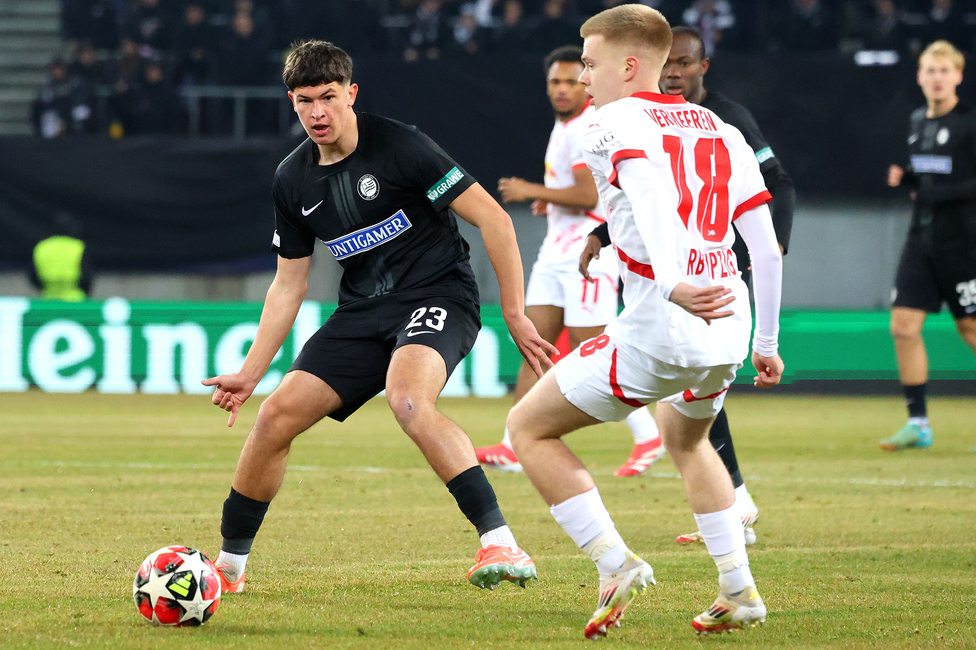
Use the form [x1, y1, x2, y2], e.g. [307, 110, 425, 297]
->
[537, 104, 615, 274]
[580, 92, 771, 366]
[271, 113, 479, 306]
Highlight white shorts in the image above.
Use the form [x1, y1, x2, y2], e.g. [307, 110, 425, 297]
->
[525, 262, 618, 328]
[554, 333, 740, 421]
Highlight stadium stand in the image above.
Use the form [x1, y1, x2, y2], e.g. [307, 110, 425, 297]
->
[0, 0, 62, 135]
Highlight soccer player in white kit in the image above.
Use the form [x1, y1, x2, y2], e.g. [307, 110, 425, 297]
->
[476, 45, 664, 477]
[507, 5, 784, 638]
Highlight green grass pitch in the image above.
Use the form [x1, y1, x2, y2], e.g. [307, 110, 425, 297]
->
[1, 392, 974, 649]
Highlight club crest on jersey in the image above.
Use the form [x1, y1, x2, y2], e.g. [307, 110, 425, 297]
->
[937, 128, 950, 145]
[324, 210, 412, 260]
[358, 174, 379, 200]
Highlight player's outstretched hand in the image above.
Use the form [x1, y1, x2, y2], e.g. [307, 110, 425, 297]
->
[668, 283, 735, 324]
[498, 177, 533, 203]
[578, 234, 603, 281]
[888, 164, 904, 187]
[201, 373, 257, 427]
[506, 313, 559, 379]
[752, 351, 784, 388]
[531, 199, 548, 216]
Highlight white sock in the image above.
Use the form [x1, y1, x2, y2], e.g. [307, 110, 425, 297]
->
[624, 407, 660, 445]
[908, 416, 929, 427]
[694, 506, 754, 593]
[215, 550, 248, 580]
[550, 487, 628, 576]
[500, 426, 513, 450]
[480, 525, 518, 550]
[734, 484, 754, 515]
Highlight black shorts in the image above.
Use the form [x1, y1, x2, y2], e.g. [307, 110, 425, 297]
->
[893, 236, 976, 319]
[290, 291, 481, 421]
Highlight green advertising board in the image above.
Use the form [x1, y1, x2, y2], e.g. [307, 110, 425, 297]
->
[0, 297, 973, 395]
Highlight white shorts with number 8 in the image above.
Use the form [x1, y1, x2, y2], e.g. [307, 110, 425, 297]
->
[554, 332, 741, 422]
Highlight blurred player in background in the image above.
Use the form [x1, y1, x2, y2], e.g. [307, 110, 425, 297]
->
[475, 45, 664, 478]
[30, 211, 93, 302]
[202, 40, 556, 596]
[884, 40, 976, 452]
[509, 5, 784, 637]
[580, 25, 795, 544]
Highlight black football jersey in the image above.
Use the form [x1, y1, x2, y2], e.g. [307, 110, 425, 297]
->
[904, 102, 976, 248]
[271, 112, 479, 305]
[701, 91, 793, 263]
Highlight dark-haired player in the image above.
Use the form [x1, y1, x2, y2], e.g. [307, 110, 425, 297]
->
[475, 45, 664, 478]
[580, 26, 795, 546]
[202, 40, 556, 594]
[883, 40, 976, 452]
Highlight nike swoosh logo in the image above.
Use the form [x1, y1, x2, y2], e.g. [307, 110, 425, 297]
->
[302, 200, 323, 216]
[406, 330, 435, 337]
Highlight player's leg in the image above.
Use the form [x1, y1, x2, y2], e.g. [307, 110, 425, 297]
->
[568, 271, 665, 477]
[955, 316, 976, 452]
[388, 294, 537, 589]
[568, 328, 663, 478]
[476, 303, 564, 472]
[676, 408, 760, 545]
[215, 370, 343, 592]
[883, 239, 940, 450]
[658, 376, 766, 633]
[509, 338, 655, 639]
[215, 308, 389, 593]
[884, 307, 932, 450]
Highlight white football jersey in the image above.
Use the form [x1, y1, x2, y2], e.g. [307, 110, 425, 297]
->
[580, 92, 772, 367]
[537, 104, 615, 273]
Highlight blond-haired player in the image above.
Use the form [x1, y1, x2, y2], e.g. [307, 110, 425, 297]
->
[884, 40, 976, 453]
[507, 5, 784, 637]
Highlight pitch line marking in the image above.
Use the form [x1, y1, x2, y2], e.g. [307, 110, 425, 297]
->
[10, 461, 975, 489]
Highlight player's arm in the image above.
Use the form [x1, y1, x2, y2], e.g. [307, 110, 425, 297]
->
[579, 220, 611, 280]
[761, 163, 794, 255]
[734, 203, 784, 388]
[616, 157, 734, 322]
[202, 254, 311, 426]
[498, 166, 598, 210]
[450, 183, 558, 377]
[731, 104, 795, 254]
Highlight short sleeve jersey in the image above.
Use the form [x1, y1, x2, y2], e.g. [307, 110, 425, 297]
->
[580, 92, 771, 366]
[537, 103, 614, 273]
[271, 113, 479, 305]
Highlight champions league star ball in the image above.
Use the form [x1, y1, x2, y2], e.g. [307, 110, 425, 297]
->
[132, 546, 221, 626]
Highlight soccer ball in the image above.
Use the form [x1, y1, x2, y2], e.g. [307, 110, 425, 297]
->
[132, 545, 221, 626]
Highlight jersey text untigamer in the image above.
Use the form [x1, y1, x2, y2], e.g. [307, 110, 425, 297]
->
[324, 210, 412, 260]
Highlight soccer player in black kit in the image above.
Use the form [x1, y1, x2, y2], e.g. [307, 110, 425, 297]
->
[201, 40, 557, 594]
[580, 26, 795, 544]
[883, 40, 976, 453]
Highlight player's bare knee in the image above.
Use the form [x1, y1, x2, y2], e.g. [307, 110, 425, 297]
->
[890, 318, 923, 341]
[386, 391, 433, 433]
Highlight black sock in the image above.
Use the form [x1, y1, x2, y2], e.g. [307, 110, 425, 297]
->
[709, 408, 743, 488]
[220, 488, 271, 555]
[446, 466, 507, 536]
[904, 383, 927, 419]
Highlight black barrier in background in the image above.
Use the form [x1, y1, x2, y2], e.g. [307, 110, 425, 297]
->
[2, 52, 972, 270]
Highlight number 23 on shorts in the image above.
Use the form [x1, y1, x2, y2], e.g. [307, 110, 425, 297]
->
[405, 306, 448, 336]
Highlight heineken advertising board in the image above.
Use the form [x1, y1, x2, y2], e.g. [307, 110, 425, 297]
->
[0, 298, 516, 397]
[1, 298, 973, 395]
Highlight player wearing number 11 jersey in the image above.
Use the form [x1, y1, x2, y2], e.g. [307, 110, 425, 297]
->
[506, 5, 784, 637]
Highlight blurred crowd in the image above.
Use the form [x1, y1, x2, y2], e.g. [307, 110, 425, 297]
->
[34, 0, 976, 137]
